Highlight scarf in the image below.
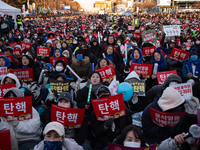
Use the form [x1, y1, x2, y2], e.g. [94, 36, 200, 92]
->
[86, 79, 102, 95]
[106, 54, 113, 62]
[22, 65, 29, 68]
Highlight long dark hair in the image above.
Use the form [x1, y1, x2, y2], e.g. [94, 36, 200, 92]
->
[88, 71, 103, 83]
[116, 125, 146, 147]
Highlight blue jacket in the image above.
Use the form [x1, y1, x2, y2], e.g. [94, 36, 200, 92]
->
[131, 48, 143, 63]
[152, 50, 166, 72]
[0, 56, 11, 68]
[53, 48, 62, 57]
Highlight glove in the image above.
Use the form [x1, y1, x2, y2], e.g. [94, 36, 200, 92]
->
[158, 126, 171, 135]
[187, 73, 193, 79]
[48, 93, 55, 101]
[104, 118, 114, 129]
[9, 118, 19, 128]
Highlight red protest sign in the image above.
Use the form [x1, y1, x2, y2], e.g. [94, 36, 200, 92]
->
[160, 50, 167, 59]
[108, 143, 157, 150]
[128, 26, 135, 30]
[91, 33, 98, 38]
[84, 37, 90, 43]
[0, 67, 7, 80]
[8, 41, 18, 48]
[3, 54, 15, 62]
[9, 68, 33, 82]
[49, 57, 68, 67]
[157, 70, 177, 84]
[103, 46, 119, 53]
[20, 41, 33, 50]
[132, 32, 141, 39]
[48, 37, 56, 41]
[0, 96, 32, 121]
[0, 84, 16, 98]
[169, 48, 190, 62]
[150, 107, 187, 127]
[142, 46, 156, 57]
[184, 42, 194, 48]
[37, 47, 50, 57]
[96, 64, 116, 82]
[130, 63, 153, 78]
[177, 38, 181, 46]
[92, 94, 126, 121]
[13, 48, 22, 58]
[51, 104, 85, 129]
[0, 130, 12, 150]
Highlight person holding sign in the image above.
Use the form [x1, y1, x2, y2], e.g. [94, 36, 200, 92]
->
[1, 88, 41, 150]
[33, 122, 83, 150]
[45, 39, 54, 57]
[128, 48, 143, 65]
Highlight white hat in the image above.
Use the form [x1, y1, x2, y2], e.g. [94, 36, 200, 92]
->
[43, 122, 65, 136]
[46, 39, 52, 44]
[158, 87, 185, 111]
[125, 71, 140, 81]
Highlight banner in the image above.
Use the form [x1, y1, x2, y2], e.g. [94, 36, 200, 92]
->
[170, 83, 193, 100]
[92, 94, 126, 121]
[49, 57, 68, 67]
[108, 143, 157, 150]
[125, 80, 145, 96]
[0, 84, 16, 98]
[96, 65, 116, 82]
[0, 96, 32, 121]
[130, 63, 153, 78]
[51, 104, 85, 129]
[157, 0, 171, 6]
[150, 107, 187, 127]
[103, 45, 119, 53]
[50, 80, 70, 95]
[169, 48, 190, 62]
[8, 42, 18, 48]
[142, 46, 156, 57]
[13, 48, 22, 58]
[163, 25, 181, 36]
[0, 130, 12, 150]
[128, 26, 135, 30]
[9, 68, 33, 82]
[20, 41, 33, 50]
[37, 47, 50, 57]
[157, 70, 177, 84]
[142, 30, 157, 43]
[0, 67, 7, 80]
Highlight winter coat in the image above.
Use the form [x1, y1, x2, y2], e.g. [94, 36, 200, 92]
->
[152, 50, 167, 72]
[82, 49, 98, 67]
[90, 39, 102, 57]
[166, 57, 183, 76]
[70, 56, 92, 80]
[190, 43, 200, 57]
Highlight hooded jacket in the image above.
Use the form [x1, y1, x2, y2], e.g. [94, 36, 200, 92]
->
[1, 73, 21, 88]
[152, 50, 166, 72]
[130, 48, 143, 64]
[0, 56, 11, 68]
[90, 39, 101, 57]
[53, 48, 63, 57]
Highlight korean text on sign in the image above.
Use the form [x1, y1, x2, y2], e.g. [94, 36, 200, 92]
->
[130, 63, 153, 78]
[0, 84, 16, 98]
[9, 68, 33, 82]
[50, 80, 70, 94]
[20, 41, 33, 50]
[169, 48, 190, 62]
[49, 57, 68, 66]
[157, 70, 177, 84]
[150, 107, 187, 127]
[92, 93, 126, 121]
[0, 67, 7, 80]
[51, 104, 85, 129]
[0, 96, 32, 121]
[37, 47, 50, 57]
[126, 80, 145, 96]
[142, 46, 156, 57]
[96, 64, 116, 82]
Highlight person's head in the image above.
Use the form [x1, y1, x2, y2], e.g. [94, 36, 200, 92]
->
[190, 51, 199, 62]
[106, 45, 114, 55]
[98, 58, 110, 68]
[88, 71, 102, 85]
[54, 48, 61, 57]
[116, 125, 146, 148]
[0, 57, 6, 67]
[43, 122, 65, 141]
[196, 37, 200, 45]
[75, 49, 84, 61]
[80, 43, 88, 51]
[108, 35, 114, 44]
[181, 44, 186, 51]
[57, 92, 73, 108]
[46, 40, 52, 47]
[0, 39, 3, 46]
[62, 42, 67, 48]
[169, 40, 176, 48]
[54, 59, 66, 73]
[1, 73, 20, 88]
[4, 47, 13, 56]
[3, 88, 23, 98]
[153, 51, 161, 61]
[97, 85, 111, 98]
[133, 49, 140, 60]
[22, 55, 30, 66]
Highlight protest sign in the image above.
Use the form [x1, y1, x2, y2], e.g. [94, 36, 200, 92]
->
[184, 42, 194, 50]
[0, 84, 16, 98]
[51, 104, 85, 129]
[49, 57, 68, 66]
[157, 70, 177, 84]
[130, 63, 153, 78]
[96, 65, 116, 82]
[142, 30, 157, 43]
[48, 37, 56, 41]
[169, 48, 190, 62]
[142, 46, 156, 57]
[0, 67, 7, 80]
[37, 47, 50, 57]
[3, 54, 15, 62]
[92, 93, 126, 121]
[163, 25, 181, 36]
[66, 39, 73, 44]
[150, 107, 187, 127]
[84, 37, 90, 43]
[128, 26, 135, 30]
[0, 96, 32, 121]
[132, 32, 141, 39]
[8, 41, 18, 48]
[13, 48, 22, 58]
[50, 80, 70, 94]
[108, 77, 118, 96]
[9, 68, 33, 82]
[0, 130, 12, 150]
[160, 50, 167, 59]
[103, 45, 119, 53]
[108, 143, 157, 150]
[125, 80, 145, 96]
[170, 83, 193, 100]
[20, 41, 33, 50]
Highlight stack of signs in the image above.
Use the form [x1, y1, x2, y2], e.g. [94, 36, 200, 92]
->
[0, 96, 32, 121]
[51, 104, 85, 129]
[92, 94, 126, 121]
[9, 68, 33, 82]
[20, 41, 33, 50]
[49, 57, 68, 66]
[108, 143, 157, 150]
[142, 46, 156, 57]
[170, 83, 193, 100]
[169, 48, 190, 62]
[157, 70, 177, 84]
[142, 30, 157, 43]
[163, 25, 181, 36]
[0, 67, 7, 80]
[96, 65, 116, 82]
[37, 47, 50, 57]
[0, 130, 12, 150]
[50, 80, 70, 95]
[150, 107, 187, 127]
[0, 84, 16, 98]
[130, 63, 153, 78]
[126, 80, 145, 96]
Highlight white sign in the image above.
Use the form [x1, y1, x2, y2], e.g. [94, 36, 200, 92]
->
[163, 25, 181, 37]
[157, 0, 171, 6]
[108, 77, 118, 96]
[0, 67, 7, 80]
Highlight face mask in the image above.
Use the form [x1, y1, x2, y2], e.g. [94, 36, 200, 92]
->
[169, 82, 178, 87]
[187, 40, 191, 43]
[196, 41, 200, 45]
[186, 47, 190, 51]
[44, 141, 62, 150]
[73, 41, 77, 44]
[117, 43, 121, 46]
[56, 66, 63, 72]
[63, 54, 67, 57]
[76, 55, 83, 61]
[190, 56, 198, 62]
[104, 38, 107, 41]
[59, 102, 71, 108]
[124, 141, 141, 148]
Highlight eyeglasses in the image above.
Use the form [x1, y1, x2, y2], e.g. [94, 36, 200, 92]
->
[81, 46, 87, 49]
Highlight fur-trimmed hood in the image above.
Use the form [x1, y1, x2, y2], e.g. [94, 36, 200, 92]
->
[72, 56, 90, 66]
